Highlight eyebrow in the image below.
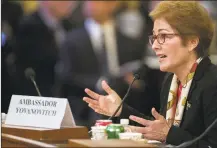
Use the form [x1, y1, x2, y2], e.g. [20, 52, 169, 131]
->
[152, 29, 170, 33]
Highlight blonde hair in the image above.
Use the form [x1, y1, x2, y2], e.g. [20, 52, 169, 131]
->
[150, 1, 215, 57]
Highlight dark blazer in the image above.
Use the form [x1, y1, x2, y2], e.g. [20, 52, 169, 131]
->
[1, 1, 24, 113]
[14, 10, 76, 98]
[121, 57, 217, 148]
[14, 11, 59, 97]
[57, 27, 145, 90]
[56, 25, 153, 127]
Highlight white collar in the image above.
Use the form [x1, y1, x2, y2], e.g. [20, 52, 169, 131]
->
[85, 18, 115, 35]
[85, 18, 102, 41]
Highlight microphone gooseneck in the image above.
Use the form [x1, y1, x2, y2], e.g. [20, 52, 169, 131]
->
[89, 65, 146, 134]
[24, 68, 42, 96]
[175, 117, 217, 148]
[88, 74, 139, 134]
[108, 75, 139, 120]
[107, 66, 145, 120]
[107, 65, 146, 120]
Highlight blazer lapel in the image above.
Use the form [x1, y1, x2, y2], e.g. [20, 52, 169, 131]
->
[160, 73, 173, 117]
[160, 57, 212, 126]
[82, 28, 96, 56]
[82, 27, 104, 72]
[180, 57, 212, 126]
[186, 57, 212, 101]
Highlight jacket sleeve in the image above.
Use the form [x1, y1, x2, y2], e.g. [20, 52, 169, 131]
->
[166, 82, 217, 148]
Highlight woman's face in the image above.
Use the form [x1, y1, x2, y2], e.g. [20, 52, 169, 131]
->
[46, 1, 76, 19]
[84, 1, 117, 22]
[151, 18, 193, 73]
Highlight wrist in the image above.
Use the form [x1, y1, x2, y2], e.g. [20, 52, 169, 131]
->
[116, 105, 122, 116]
[161, 123, 171, 143]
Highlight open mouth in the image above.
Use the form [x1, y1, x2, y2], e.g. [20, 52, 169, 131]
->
[160, 55, 167, 59]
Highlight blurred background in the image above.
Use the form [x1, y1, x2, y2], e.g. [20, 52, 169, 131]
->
[2, 0, 217, 129]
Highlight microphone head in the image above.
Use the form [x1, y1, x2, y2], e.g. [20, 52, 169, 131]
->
[134, 64, 149, 80]
[24, 68, 36, 80]
[134, 73, 140, 80]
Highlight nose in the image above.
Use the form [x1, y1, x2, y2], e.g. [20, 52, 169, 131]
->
[151, 40, 161, 51]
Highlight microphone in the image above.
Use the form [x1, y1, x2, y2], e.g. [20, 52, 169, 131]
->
[108, 65, 148, 120]
[175, 117, 217, 148]
[88, 74, 139, 134]
[24, 68, 42, 96]
[108, 75, 138, 120]
[88, 65, 148, 134]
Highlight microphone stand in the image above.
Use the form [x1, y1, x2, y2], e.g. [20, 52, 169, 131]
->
[175, 117, 217, 148]
[30, 76, 42, 96]
[88, 76, 138, 134]
[108, 76, 137, 120]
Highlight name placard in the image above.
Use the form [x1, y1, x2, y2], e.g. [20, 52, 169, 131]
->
[5, 95, 76, 129]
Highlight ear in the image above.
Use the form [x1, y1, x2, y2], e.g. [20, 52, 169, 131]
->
[188, 36, 199, 52]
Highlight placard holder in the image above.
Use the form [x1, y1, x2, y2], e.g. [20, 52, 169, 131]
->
[2, 124, 89, 144]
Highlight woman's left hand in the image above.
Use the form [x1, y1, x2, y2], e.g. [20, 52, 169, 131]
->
[129, 108, 171, 142]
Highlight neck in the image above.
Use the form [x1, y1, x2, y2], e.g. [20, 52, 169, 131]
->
[174, 55, 198, 85]
[95, 16, 113, 25]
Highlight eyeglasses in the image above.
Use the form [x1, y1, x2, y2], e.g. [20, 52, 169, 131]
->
[149, 33, 179, 45]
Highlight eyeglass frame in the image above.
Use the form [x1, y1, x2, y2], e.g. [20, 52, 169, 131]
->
[148, 33, 180, 45]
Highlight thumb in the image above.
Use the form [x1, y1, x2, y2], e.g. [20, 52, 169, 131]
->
[152, 108, 162, 120]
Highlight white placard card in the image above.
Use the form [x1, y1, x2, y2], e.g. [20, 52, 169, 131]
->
[5, 95, 76, 129]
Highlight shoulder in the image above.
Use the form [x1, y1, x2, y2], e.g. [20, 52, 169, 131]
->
[17, 12, 47, 37]
[204, 63, 217, 79]
[199, 63, 217, 90]
[196, 62, 217, 107]
[201, 64, 217, 94]
[200, 65, 217, 116]
[19, 12, 42, 28]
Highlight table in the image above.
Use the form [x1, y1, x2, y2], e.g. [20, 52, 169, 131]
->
[68, 139, 160, 147]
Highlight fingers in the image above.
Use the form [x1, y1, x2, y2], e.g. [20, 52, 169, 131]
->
[131, 126, 150, 133]
[88, 104, 101, 113]
[83, 97, 99, 106]
[129, 115, 152, 126]
[143, 132, 166, 142]
[83, 97, 101, 112]
[89, 104, 109, 116]
[86, 100, 107, 115]
[85, 88, 100, 100]
[102, 80, 114, 94]
[143, 134, 153, 140]
[151, 108, 162, 120]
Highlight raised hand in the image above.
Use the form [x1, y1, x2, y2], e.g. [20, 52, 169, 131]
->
[129, 108, 171, 142]
[83, 80, 122, 117]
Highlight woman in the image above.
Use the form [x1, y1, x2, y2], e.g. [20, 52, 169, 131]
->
[83, 1, 217, 147]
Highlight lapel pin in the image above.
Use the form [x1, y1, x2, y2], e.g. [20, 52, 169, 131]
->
[187, 101, 192, 110]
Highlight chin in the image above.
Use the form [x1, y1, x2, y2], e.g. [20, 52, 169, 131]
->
[159, 65, 171, 72]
